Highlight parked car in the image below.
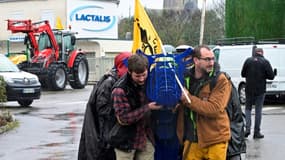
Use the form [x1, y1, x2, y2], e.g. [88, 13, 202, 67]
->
[0, 54, 41, 106]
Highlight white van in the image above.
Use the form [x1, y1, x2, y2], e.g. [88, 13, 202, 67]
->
[212, 44, 285, 104]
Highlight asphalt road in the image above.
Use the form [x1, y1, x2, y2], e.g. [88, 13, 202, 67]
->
[0, 85, 285, 160]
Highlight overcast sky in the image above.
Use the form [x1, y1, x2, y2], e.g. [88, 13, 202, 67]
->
[118, 0, 213, 17]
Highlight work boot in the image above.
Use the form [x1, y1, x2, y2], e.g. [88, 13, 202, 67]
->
[244, 130, 250, 138]
[253, 132, 264, 139]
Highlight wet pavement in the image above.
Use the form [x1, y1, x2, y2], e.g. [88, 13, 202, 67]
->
[0, 85, 285, 160]
[0, 85, 89, 160]
[243, 114, 285, 160]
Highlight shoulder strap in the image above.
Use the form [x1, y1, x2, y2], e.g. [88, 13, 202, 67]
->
[209, 71, 221, 91]
[209, 71, 231, 91]
[185, 76, 190, 90]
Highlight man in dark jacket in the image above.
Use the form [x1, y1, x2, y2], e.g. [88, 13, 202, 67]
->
[78, 52, 132, 160]
[241, 48, 275, 139]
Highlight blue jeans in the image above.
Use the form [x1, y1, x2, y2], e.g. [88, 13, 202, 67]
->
[245, 93, 265, 133]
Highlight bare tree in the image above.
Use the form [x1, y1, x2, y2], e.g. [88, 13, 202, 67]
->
[212, 0, 225, 20]
[118, 1, 225, 46]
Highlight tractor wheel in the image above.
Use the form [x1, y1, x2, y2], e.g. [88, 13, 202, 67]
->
[69, 54, 89, 89]
[18, 100, 33, 107]
[238, 83, 246, 105]
[47, 63, 67, 90]
[40, 80, 48, 89]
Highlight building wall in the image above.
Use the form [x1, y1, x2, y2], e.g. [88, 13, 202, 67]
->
[0, 0, 132, 82]
[0, 0, 66, 40]
[0, 0, 120, 40]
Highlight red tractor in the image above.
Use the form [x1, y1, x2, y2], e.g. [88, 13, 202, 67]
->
[7, 19, 89, 90]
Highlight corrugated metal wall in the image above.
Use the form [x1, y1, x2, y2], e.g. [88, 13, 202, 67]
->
[87, 56, 114, 83]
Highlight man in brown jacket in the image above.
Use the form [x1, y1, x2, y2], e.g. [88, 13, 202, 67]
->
[179, 45, 232, 160]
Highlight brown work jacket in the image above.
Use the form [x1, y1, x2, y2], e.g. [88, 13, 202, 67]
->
[177, 73, 231, 148]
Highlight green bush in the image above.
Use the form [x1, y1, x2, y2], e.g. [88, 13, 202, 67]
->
[0, 76, 18, 132]
[0, 76, 7, 103]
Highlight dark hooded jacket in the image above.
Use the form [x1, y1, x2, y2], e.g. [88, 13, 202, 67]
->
[78, 70, 118, 160]
[241, 53, 275, 95]
[78, 52, 131, 160]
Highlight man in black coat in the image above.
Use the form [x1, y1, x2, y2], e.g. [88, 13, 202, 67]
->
[78, 52, 132, 160]
[241, 47, 275, 139]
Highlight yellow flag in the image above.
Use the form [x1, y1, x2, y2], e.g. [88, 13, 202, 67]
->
[132, 0, 163, 55]
[55, 16, 64, 30]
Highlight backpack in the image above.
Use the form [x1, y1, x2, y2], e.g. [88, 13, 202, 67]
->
[210, 72, 246, 157]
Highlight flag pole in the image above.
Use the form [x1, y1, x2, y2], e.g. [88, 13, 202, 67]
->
[199, 0, 206, 45]
[167, 61, 191, 104]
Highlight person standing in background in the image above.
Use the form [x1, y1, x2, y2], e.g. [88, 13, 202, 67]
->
[241, 47, 275, 139]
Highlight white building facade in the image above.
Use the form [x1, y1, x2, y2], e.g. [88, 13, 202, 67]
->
[0, 0, 133, 82]
[0, 0, 132, 57]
